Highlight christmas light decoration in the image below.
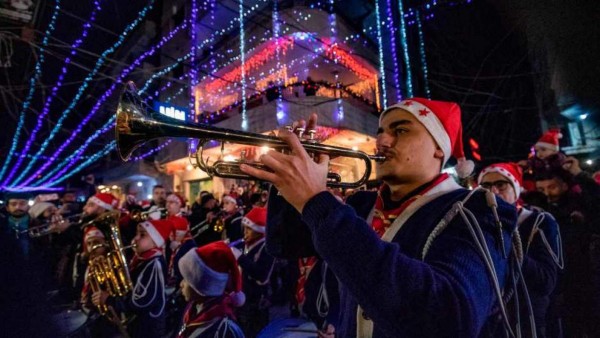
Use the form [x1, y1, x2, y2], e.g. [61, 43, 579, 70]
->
[385, 0, 402, 101]
[240, 0, 248, 130]
[15, 16, 184, 188]
[0, 0, 61, 182]
[416, 10, 431, 98]
[397, 0, 413, 98]
[374, 0, 388, 109]
[189, 0, 199, 122]
[47, 141, 117, 187]
[9, 0, 103, 186]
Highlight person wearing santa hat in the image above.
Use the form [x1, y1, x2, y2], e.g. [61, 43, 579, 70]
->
[479, 162, 561, 337]
[520, 128, 568, 191]
[83, 192, 120, 221]
[243, 98, 520, 337]
[167, 213, 197, 288]
[92, 218, 172, 338]
[76, 226, 124, 337]
[220, 194, 244, 242]
[230, 206, 275, 338]
[176, 241, 245, 338]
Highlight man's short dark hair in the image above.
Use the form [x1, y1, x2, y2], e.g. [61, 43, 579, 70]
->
[534, 168, 570, 184]
[153, 185, 164, 191]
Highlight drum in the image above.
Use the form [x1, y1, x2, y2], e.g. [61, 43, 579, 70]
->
[52, 309, 89, 337]
[257, 318, 318, 338]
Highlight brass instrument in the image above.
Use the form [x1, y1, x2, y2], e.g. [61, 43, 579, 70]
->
[128, 207, 166, 223]
[85, 211, 133, 337]
[23, 213, 84, 238]
[115, 82, 384, 188]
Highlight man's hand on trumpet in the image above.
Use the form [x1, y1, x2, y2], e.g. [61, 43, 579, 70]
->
[240, 113, 329, 213]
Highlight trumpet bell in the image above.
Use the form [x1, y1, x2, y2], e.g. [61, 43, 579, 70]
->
[116, 81, 384, 188]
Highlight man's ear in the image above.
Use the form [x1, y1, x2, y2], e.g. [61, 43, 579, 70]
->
[434, 148, 444, 159]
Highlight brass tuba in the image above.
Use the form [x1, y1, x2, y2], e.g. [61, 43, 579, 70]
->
[115, 82, 384, 188]
[85, 211, 133, 336]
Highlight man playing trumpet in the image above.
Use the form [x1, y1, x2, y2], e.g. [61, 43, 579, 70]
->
[243, 98, 520, 337]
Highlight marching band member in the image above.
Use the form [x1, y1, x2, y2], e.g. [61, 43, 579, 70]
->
[79, 226, 121, 337]
[93, 218, 172, 338]
[221, 195, 244, 242]
[231, 207, 275, 338]
[243, 98, 519, 337]
[177, 241, 246, 338]
[479, 163, 561, 337]
[167, 214, 197, 287]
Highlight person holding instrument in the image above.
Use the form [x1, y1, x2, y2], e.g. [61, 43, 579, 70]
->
[241, 98, 519, 337]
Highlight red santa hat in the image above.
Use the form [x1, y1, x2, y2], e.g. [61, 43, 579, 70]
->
[169, 215, 190, 237]
[167, 193, 185, 206]
[477, 162, 523, 200]
[83, 226, 105, 253]
[222, 194, 237, 205]
[241, 207, 267, 234]
[139, 219, 173, 248]
[178, 241, 245, 307]
[380, 98, 474, 178]
[535, 128, 562, 152]
[88, 193, 119, 211]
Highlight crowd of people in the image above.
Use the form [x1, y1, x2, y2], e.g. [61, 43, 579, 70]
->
[1, 97, 599, 338]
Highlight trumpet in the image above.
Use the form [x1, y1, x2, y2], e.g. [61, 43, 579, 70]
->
[23, 213, 84, 238]
[128, 207, 166, 222]
[116, 82, 384, 188]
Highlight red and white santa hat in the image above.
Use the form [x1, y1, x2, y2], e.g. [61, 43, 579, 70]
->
[178, 241, 246, 307]
[83, 226, 105, 253]
[167, 193, 185, 206]
[139, 219, 173, 248]
[241, 207, 267, 234]
[380, 98, 474, 178]
[222, 194, 237, 205]
[477, 162, 524, 200]
[535, 128, 562, 152]
[169, 215, 190, 238]
[88, 193, 119, 211]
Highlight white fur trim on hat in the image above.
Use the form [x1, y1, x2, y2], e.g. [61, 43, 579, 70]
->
[381, 100, 452, 165]
[89, 196, 115, 211]
[141, 221, 165, 248]
[84, 229, 105, 241]
[242, 217, 265, 234]
[28, 202, 54, 219]
[178, 249, 229, 297]
[222, 195, 237, 204]
[478, 166, 522, 200]
[535, 141, 559, 152]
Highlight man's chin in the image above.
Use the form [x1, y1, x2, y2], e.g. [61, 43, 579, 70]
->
[10, 211, 26, 218]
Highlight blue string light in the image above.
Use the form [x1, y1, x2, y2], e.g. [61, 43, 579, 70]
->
[189, 0, 199, 122]
[374, 0, 388, 109]
[0, 0, 61, 183]
[239, 0, 248, 130]
[385, 0, 402, 101]
[397, 0, 413, 98]
[47, 141, 117, 187]
[9, 0, 103, 187]
[8, 0, 156, 188]
[416, 10, 431, 98]
[33, 117, 116, 186]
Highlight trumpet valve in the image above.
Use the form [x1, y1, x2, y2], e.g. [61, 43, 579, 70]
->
[295, 127, 305, 138]
[306, 129, 317, 143]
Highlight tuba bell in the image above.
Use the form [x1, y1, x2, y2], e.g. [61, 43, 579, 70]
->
[115, 82, 384, 188]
